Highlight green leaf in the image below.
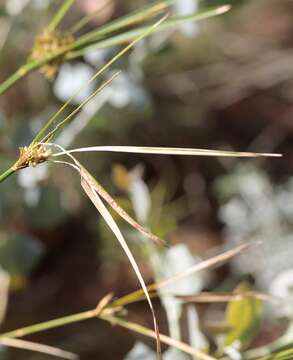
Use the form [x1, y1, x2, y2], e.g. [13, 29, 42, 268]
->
[224, 282, 263, 349]
[69, 5, 231, 57]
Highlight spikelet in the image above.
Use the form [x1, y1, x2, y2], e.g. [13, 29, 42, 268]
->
[14, 144, 51, 170]
[30, 30, 74, 80]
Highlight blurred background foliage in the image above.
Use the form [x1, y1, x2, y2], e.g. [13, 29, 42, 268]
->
[0, 0, 293, 359]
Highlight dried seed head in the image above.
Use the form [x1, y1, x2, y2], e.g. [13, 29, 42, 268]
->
[14, 144, 52, 170]
[30, 30, 74, 80]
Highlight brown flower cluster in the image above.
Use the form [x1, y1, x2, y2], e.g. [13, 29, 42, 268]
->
[14, 145, 51, 170]
[30, 30, 74, 80]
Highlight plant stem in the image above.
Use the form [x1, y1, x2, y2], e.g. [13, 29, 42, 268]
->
[0, 67, 28, 95]
[0, 309, 96, 339]
[0, 166, 16, 184]
[41, 71, 121, 142]
[0, 57, 52, 96]
[47, 0, 76, 32]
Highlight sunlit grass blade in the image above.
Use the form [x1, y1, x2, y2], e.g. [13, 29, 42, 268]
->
[53, 146, 282, 158]
[67, 5, 231, 59]
[100, 314, 216, 360]
[31, 14, 168, 145]
[0, 338, 77, 360]
[80, 167, 162, 358]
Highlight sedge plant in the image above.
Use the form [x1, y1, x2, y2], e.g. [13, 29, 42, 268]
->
[0, 1, 285, 359]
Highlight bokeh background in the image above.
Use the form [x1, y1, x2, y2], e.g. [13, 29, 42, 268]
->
[0, 0, 293, 359]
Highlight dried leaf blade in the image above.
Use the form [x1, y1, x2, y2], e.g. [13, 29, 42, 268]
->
[80, 169, 162, 358]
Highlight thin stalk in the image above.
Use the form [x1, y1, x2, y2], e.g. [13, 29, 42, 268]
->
[41, 71, 121, 142]
[0, 309, 96, 339]
[0, 166, 16, 184]
[0, 69, 26, 95]
[47, 0, 76, 32]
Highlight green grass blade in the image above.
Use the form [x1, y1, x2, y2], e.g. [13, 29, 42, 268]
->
[0, 310, 95, 339]
[41, 71, 121, 143]
[67, 5, 231, 59]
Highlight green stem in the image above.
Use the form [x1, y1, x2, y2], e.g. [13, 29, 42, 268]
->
[0, 309, 96, 339]
[0, 55, 55, 96]
[47, 0, 76, 32]
[0, 166, 16, 184]
[0, 72, 24, 95]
